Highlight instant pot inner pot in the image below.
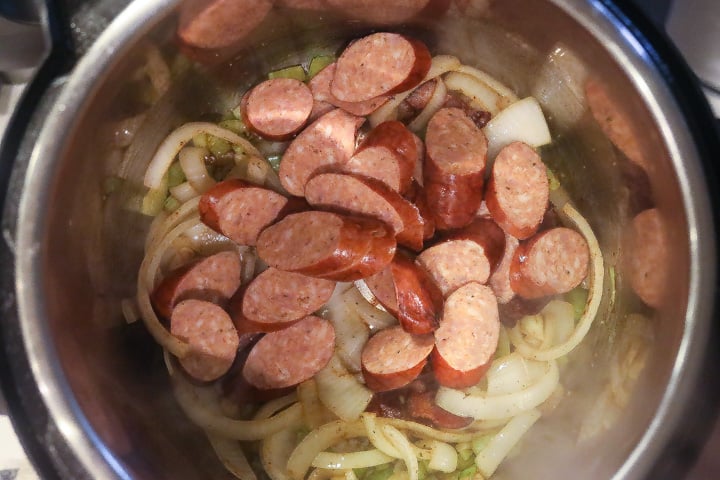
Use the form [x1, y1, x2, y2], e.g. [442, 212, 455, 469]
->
[34, 1, 688, 479]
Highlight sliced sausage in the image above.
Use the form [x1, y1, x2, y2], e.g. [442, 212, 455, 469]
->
[256, 211, 396, 281]
[279, 109, 364, 196]
[488, 233, 519, 304]
[361, 326, 435, 392]
[445, 217, 506, 272]
[424, 108, 487, 230]
[177, 0, 272, 50]
[243, 315, 335, 390]
[231, 268, 335, 332]
[365, 254, 443, 335]
[625, 208, 668, 308]
[342, 120, 417, 194]
[151, 251, 241, 319]
[309, 63, 389, 116]
[170, 299, 240, 382]
[432, 282, 499, 388]
[443, 91, 491, 129]
[305, 173, 426, 251]
[199, 179, 297, 246]
[241, 78, 314, 140]
[485, 142, 549, 240]
[407, 391, 473, 429]
[510, 227, 590, 299]
[331, 33, 431, 103]
[417, 239, 492, 297]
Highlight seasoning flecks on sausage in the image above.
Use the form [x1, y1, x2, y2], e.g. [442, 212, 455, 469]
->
[279, 109, 364, 196]
[424, 108, 487, 230]
[151, 250, 242, 319]
[361, 326, 435, 392]
[241, 78, 314, 140]
[417, 239, 492, 297]
[510, 227, 590, 299]
[488, 233, 519, 304]
[432, 282, 499, 388]
[309, 63, 389, 116]
[485, 142, 549, 239]
[243, 315, 335, 390]
[199, 179, 291, 246]
[331, 33, 431, 103]
[170, 299, 240, 382]
[232, 268, 335, 332]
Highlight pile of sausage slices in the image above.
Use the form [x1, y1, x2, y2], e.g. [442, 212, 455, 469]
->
[150, 32, 590, 427]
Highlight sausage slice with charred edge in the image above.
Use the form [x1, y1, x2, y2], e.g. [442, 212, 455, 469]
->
[241, 78, 314, 140]
[230, 268, 335, 333]
[361, 326, 435, 392]
[151, 250, 242, 319]
[305, 173, 426, 251]
[309, 63, 389, 116]
[331, 32, 431, 103]
[243, 315, 335, 390]
[432, 282, 499, 388]
[424, 108, 487, 230]
[485, 141, 549, 239]
[170, 299, 240, 382]
[256, 211, 396, 281]
[342, 120, 418, 194]
[279, 109, 364, 196]
[510, 227, 590, 299]
[407, 390, 473, 429]
[199, 179, 304, 246]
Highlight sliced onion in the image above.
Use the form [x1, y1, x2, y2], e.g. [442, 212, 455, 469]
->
[382, 418, 485, 443]
[435, 360, 559, 420]
[315, 355, 373, 422]
[455, 65, 518, 106]
[361, 414, 402, 459]
[207, 433, 258, 480]
[325, 285, 370, 372]
[408, 78, 447, 133]
[179, 146, 215, 193]
[254, 392, 300, 420]
[483, 97, 552, 159]
[427, 441, 457, 473]
[444, 72, 502, 116]
[262, 429, 297, 480]
[475, 409, 541, 478]
[382, 425, 418, 480]
[345, 284, 397, 331]
[353, 280, 387, 312]
[485, 353, 537, 396]
[312, 450, 393, 469]
[144, 196, 201, 251]
[170, 181, 200, 203]
[287, 420, 366, 480]
[298, 379, 333, 428]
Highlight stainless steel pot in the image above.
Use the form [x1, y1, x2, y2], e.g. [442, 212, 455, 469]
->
[1, 1, 719, 479]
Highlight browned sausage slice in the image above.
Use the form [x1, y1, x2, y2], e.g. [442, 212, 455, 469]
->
[625, 208, 668, 308]
[342, 120, 417, 194]
[417, 240, 492, 297]
[170, 299, 240, 382]
[510, 227, 590, 299]
[309, 63, 389, 116]
[432, 282, 499, 388]
[446, 217, 506, 272]
[177, 0, 273, 50]
[231, 268, 335, 332]
[243, 315, 335, 389]
[361, 326, 435, 392]
[279, 109, 364, 196]
[331, 33, 431, 103]
[488, 233, 519, 304]
[241, 78, 314, 140]
[305, 173, 426, 251]
[256, 211, 396, 280]
[151, 251, 242, 319]
[407, 390, 473, 429]
[199, 179, 295, 246]
[485, 142, 549, 240]
[424, 108, 487, 230]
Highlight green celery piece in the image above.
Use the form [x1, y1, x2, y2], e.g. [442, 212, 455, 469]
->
[167, 161, 186, 188]
[308, 55, 335, 79]
[268, 65, 307, 82]
[546, 166, 561, 191]
[208, 135, 232, 157]
[566, 287, 589, 320]
[219, 119, 248, 135]
[164, 195, 181, 212]
[458, 465, 477, 480]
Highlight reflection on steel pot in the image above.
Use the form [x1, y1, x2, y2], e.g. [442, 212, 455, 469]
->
[1, 1, 719, 479]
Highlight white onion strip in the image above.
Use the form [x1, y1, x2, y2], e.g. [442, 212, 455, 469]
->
[144, 196, 201, 251]
[382, 418, 487, 443]
[435, 361, 559, 420]
[475, 409, 541, 478]
[455, 65, 518, 106]
[298, 380, 329, 429]
[254, 392, 300, 420]
[361, 414, 402, 459]
[179, 146, 215, 193]
[207, 433, 258, 480]
[408, 78, 447, 133]
[145, 122, 261, 188]
[382, 426, 418, 480]
[508, 202, 604, 361]
[170, 181, 200, 203]
[287, 421, 366, 480]
[444, 72, 502, 116]
[262, 429, 297, 480]
[312, 450, 393, 469]
[315, 355, 373, 421]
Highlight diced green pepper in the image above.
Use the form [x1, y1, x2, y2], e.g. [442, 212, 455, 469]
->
[268, 65, 307, 82]
[167, 161, 186, 188]
[164, 195, 181, 212]
[566, 287, 589, 320]
[139, 173, 169, 216]
[219, 119, 248, 135]
[208, 135, 232, 157]
[308, 55, 335, 79]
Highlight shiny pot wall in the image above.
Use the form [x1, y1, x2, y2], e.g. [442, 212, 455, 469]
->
[1, 0, 719, 479]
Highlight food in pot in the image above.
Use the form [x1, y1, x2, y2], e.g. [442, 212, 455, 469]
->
[125, 31, 654, 480]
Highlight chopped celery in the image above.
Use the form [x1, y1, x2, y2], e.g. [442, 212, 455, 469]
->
[268, 64, 307, 82]
[208, 135, 232, 157]
[418, 460, 429, 480]
[193, 133, 208, 148]
[308, 55, 335, 79]
[364, 465, 394, 480]
[354, 469, 367, 480]
[102, 175, 123, 195]
[167, 161, 186, 187]
[295, 426, 310, 442]
[546, 167, 560, 191]
[164, 195, 181, 212]
[219, 119, 248, 135]
[267, 155, 282, 172]
[140, 172, 169, 216]
[566, 287, 589, 320]
[471, 435, 492, 455]
[456, 451, 474, 469]
[458, 465, 477, 480]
